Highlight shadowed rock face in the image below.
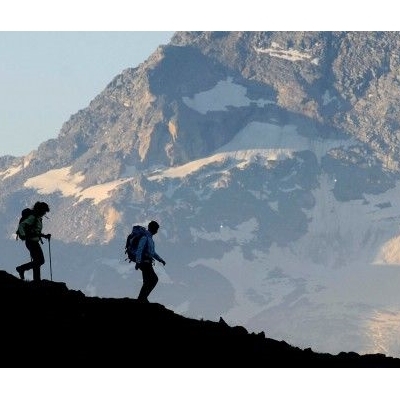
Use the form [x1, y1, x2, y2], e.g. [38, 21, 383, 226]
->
[1, 270, 399, 368]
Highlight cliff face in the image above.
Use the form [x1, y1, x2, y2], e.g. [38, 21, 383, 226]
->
[171, 31, 400, 168]
[1, 270, 399, 367]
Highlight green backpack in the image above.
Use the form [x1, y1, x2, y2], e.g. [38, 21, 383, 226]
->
[16, 208, 34, 241]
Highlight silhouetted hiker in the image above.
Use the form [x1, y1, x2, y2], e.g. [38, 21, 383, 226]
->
[136, 220, 166, 303]
[16, 201, 51, 281]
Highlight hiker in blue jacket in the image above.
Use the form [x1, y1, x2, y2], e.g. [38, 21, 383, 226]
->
[136, 220, 166, 303]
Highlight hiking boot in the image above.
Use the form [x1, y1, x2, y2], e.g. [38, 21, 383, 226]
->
[16, 266, 25, 280]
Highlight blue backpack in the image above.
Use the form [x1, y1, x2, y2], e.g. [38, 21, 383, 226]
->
[125, 225, 147, 263]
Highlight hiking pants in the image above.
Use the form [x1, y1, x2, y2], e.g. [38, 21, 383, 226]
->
[137, 261, 158, 301]
[18, 240, 45, 281]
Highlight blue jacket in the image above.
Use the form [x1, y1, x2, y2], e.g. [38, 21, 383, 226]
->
[136, 231, 165, 264]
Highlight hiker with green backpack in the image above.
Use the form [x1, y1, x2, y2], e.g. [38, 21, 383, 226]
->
[15, 201, 51, 282]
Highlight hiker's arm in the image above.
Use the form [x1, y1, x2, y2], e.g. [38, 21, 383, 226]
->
[135, 236, 147, 264]
[153, 252, 166, 265]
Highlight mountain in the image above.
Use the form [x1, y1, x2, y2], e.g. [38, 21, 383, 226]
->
[1, 270, 399, 367]
[2, 31, 400, 358]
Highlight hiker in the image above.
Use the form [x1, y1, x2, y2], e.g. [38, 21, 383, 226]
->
[136, 220, 166, 303]
[16, 201, 51, 281]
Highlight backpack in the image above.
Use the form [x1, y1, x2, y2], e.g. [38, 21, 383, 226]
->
[125, 225, 147, 264]
[16, 208, 34, 241]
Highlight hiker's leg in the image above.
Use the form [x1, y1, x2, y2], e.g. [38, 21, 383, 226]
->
[16, 241, 36, 278]
[138, 263, 158, 301]
[138, 264, 151, 300]
[27, 241, 45, 281]
[17, 260, 33, 272]
[16, 260, 33, 279]
[147, 265, 158, 294]
[32, 266, 41, 281]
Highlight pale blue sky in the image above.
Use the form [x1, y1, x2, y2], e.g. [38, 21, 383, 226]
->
[0, 31, 174, 157]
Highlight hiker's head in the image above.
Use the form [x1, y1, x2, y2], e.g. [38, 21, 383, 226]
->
[33, 201, 50, 216]
[148, 220, 160, 235]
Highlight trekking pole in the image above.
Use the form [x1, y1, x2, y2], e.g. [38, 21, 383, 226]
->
[48, 237, 53, 281]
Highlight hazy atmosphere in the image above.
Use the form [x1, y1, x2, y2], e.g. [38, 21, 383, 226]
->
[2, 2, 398, 400]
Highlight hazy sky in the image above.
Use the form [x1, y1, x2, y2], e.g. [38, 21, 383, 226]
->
[0, 31, 174, 157]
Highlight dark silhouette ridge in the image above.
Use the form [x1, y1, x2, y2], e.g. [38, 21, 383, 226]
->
[1, 270, 399, 368]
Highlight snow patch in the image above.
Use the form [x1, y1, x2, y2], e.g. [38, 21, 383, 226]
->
[255, 43, 319, 65]
[182, 77, 274, 115]
[0, 157, 32, 180]
[24, 166, 133, 205]
[76, 180, 132, 205]
[374, 236, 400, 265]
[217, 122, 353, 162]
[24, 166, 84, 196]
[148, 153, 227, 180]
[0, 164, 23, 180]
[148, 122, 354, 181]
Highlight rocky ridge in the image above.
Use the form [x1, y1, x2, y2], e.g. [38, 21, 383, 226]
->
[1, 270, 399, 367]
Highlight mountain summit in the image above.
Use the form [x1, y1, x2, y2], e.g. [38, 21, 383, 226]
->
[2, 32, 400, 358]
